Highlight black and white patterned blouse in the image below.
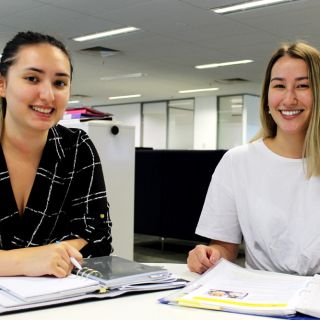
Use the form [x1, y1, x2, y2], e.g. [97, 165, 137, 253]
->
[0, 124, 112, 257]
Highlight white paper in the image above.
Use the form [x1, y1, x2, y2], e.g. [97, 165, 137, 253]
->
[0, 274, 100, 302]
[178, 259, 311, 315]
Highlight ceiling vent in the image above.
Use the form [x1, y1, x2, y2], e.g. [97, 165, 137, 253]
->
[215, 78, 249, 84]
[80, 46, 120, 58]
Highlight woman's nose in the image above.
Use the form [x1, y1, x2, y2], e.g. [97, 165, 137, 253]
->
[39, 82, 54, 104]
[282, 89, 298, 106]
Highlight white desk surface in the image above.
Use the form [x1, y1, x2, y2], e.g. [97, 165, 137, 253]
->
[1, 263, 283, 320]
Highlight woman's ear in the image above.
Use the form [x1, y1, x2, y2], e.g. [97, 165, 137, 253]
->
[0, 76, 6, 97]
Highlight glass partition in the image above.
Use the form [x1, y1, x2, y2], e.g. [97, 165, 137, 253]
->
[142, 102, 167, 149]
[168, 99, 194, 149]
[217, 94, 260, 149]
[217, 95, 243, 149]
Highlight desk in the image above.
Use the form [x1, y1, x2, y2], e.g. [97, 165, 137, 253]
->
[0, 264, 312, 320]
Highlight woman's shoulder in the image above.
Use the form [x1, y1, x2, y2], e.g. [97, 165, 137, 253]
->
[48, 125, 92, 155]
[224, 139, 263, 160]
[50, 124, 88, 142]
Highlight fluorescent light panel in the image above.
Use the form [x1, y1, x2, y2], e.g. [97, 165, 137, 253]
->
[231, 98, 243, 104]
[100, 73, 147, 81]
[109, 94, 141, 100]
[196, 59, 253, 69]
[212, 0, 296, 14]
[68, 100, 80, 104]
[73, 26, 140, 42]
[179, 88, 219, 94]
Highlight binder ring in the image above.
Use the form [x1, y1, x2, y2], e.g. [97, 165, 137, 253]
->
[76, 267, 103, 278]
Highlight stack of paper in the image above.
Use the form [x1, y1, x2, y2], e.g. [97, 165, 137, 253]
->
[0, 256, 187, 315]
[160, 258, 320, 318]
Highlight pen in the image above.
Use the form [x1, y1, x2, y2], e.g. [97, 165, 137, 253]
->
[70, 257, 82, 270]
[55, 241, 82, 270]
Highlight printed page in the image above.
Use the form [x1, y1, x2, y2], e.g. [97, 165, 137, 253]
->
[0, 274, 100, 302]
[178, 259, 311, 316]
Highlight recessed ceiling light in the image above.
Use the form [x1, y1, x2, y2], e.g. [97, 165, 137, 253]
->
[100, 73, 147, 81]
[195, 60, 253, 69]
[73, 26, 140, 42]
[68, 100, 80, 104]
[179, 88, 219, 93]
[231, 98, 243, 104]
[108, 94, 142, 100]
[212, 0, 297, 15]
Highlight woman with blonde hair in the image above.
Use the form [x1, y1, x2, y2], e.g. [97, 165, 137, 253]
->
[188, 42, 320, 276]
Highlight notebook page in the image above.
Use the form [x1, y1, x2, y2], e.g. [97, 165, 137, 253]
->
[0, 290, 25, 307]
[0, 274, 100, 302]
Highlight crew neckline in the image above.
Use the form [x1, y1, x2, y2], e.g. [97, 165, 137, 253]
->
[256, 139, 304, 163]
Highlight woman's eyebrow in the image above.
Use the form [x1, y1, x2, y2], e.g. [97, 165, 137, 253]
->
[270, 76, 308, 82]
[24, 67, 70, 78]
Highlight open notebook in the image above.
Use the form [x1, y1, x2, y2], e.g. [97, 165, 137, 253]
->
[0, 256, 187, 314]
[160, 258, 320, 319]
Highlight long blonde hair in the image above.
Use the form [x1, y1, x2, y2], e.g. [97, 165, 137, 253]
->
[254, 42, 320, 178]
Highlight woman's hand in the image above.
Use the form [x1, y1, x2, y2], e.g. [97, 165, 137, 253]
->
[0, 242, 83, 278]
[187, 244, 221, 274]
[22, 242, 83, 277]
[187, 241, 239, 274]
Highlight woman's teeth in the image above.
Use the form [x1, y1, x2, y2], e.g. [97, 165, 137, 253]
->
[31, 106, 53, 114]
[280, 110, 302, 116]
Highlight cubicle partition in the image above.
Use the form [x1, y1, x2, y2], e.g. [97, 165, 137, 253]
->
[134, 149, 227, 242]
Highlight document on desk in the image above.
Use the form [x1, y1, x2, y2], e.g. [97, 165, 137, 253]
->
[0, 256, 187, 315]
[0, 274, 100, 303]
[160, 258, 320, 318]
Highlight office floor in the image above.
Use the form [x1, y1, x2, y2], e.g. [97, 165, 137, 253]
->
[134, 233, 245, 266]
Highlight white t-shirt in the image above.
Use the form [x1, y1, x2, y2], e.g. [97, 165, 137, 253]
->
[196, 139, 320, 276]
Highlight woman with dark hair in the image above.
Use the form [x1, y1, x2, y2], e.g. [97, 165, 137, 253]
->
[0, 31, 112, 277]
[188, 42, 320, 276]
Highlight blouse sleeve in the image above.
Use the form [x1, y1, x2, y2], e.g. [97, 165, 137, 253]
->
[66, 130, 113, 257]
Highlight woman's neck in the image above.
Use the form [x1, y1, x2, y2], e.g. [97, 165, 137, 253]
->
[264, 132, 305, 159]
[1, 123, 48, 157]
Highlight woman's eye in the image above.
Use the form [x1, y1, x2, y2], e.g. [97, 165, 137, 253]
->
[25, 76, 38, 83]
[54, 80, 67, 88]
[297, 83, 309, 88]
[272, 83, 285, 89]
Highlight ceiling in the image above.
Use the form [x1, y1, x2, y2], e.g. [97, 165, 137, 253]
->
[0, 0, 318, 107]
